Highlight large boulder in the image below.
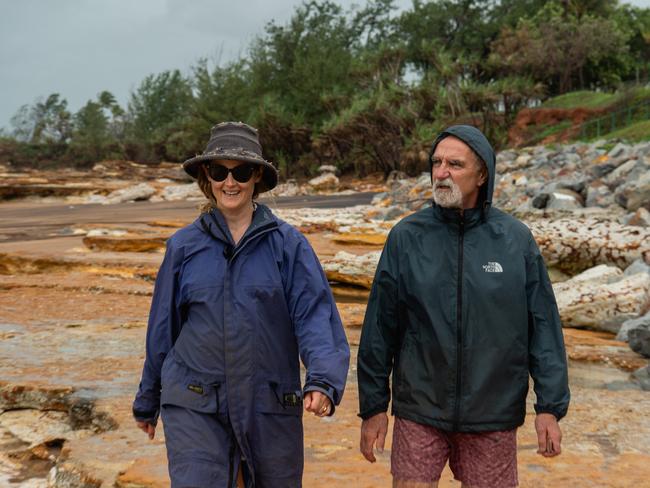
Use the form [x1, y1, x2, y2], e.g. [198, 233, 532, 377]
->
[628, 321, 650, 358]
[546, 189, 583, 210]
[626, 207, 650, 227]
[585, 182, 616, 208]
[616, 312, 650, 342]
[631, 364, 650, 391]
[553, 270, 650, 332]
[614, 170, 650, 211]
[270, 179, 303, 197]
[104, 183, 156, 204]
[607, 142, 630, 159]
[321, 251, 381, 289]
[308, 173, 339, 191]
[159, 184, 203, 201]
[605, 158, 648, 189]
[624, 259, 650, 278]
[528, 218, 650, 274]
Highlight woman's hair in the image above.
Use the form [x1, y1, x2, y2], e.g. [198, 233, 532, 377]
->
[197, 163, 262, 213]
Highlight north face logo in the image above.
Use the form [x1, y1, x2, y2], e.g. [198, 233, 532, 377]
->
[482, 262, 503, 273]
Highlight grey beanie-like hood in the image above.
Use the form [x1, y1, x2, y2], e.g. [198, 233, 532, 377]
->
[428, 124, 496, 211]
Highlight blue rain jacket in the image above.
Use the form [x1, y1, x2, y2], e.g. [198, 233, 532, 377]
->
[133, 203, 349, 486]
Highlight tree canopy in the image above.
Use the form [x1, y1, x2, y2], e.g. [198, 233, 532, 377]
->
[6, 0, 650, 174]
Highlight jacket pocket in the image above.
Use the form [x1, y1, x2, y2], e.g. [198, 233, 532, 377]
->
[161, 358, 219, 413]
[255, 382, 303, 417]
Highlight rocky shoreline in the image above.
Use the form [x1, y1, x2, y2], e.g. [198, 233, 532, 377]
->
[0, 140, 648, 486]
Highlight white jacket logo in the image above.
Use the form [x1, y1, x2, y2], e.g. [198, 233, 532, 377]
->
[482, 262, 503, 273]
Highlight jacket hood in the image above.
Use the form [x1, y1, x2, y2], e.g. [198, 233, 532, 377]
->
[429, 125, 496, 212]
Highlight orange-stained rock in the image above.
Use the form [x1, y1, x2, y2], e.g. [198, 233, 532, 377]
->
[337, 303, 366, 328]
[563, 328, 648, 372]
[331, 233, 387, 247]
[82, 235, 167, 253]
[1, 199, 650, 487]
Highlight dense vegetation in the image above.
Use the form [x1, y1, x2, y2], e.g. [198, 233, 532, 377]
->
[2, 0, 650, 177]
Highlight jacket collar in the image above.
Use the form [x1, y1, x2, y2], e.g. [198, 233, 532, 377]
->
[431, 203, 483, 228]
[198, 203, 278, 246]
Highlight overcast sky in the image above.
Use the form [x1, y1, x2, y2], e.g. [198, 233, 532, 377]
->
[1, 0, 648, 130]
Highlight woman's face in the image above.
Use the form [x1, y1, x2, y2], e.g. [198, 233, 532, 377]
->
[205, 159, 261, 214]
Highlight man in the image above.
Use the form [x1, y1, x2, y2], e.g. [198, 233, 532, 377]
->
[358, 125, 570, 488]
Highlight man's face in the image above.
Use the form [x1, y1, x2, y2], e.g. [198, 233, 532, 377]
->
[431, 136, 487, 209]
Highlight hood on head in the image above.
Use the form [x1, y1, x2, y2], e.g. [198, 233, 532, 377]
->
[428, 125, 496, 211]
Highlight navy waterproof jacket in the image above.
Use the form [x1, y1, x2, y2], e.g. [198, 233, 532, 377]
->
[133, 204, 350, 483]
[358, 125, 570, 432]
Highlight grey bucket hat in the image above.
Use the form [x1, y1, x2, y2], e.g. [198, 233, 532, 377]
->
[183, 121, 278, 192]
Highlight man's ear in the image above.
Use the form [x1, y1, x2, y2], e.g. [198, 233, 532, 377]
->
[477, 167, 488, 187]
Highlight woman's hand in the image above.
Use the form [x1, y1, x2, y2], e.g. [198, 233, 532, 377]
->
[303, 391, 332, 417]
[136, 420, 156, 440]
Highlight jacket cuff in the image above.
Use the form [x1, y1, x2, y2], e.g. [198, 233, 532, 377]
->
[534, 405, 566, 421]
[358, 406, 388, 420]
[132, 407, 159, 426]
[304, 381, 336, 416]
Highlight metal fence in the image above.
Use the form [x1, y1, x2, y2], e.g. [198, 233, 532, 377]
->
[579, 99, 650, 139]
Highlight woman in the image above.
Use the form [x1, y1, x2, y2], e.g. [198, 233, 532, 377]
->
[132, 122, 350, 488]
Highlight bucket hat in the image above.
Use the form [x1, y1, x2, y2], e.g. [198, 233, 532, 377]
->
[183, 121, 278, 192]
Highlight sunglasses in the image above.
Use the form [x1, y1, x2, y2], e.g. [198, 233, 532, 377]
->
[205, 163, 256, 183]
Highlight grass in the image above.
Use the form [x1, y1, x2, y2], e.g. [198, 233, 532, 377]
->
[597, 119, 650, 142]
[542, 91, 617, 110]
[527, 120, 573, 145]
[542, 87, 650, 111]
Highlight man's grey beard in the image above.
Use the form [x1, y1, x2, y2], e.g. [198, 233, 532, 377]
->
[432, 178, 463, 208]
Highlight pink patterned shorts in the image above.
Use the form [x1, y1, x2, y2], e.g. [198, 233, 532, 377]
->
[391, 417, 518, 487]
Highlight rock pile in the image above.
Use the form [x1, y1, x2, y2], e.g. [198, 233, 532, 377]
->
[374, 141, 650, 224]
[317, 140, 650, 387]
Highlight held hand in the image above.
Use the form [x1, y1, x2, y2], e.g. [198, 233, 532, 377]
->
[535, 413, 562, 457]
[360, 412, 388, 463]
[304, 391, 332, 417]
[136, 420, 156, 440]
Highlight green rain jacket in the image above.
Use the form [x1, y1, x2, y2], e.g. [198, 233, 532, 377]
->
[358, 125, 570, 432]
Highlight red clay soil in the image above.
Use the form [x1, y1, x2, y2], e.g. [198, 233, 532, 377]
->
[509, 107, 608, 147]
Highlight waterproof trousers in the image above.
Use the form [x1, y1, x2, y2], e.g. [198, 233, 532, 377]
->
[161, 403, 303, 488]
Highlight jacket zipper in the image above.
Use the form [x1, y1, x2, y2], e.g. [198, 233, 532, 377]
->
[453, 216, 464, 431]
[229, 222, 277, 262]
[203, 212, 277, 488]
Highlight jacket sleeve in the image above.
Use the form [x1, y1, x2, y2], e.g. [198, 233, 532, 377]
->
[132, 238, 184, 424]
[282, 233, 350, 414]
[357, 230, 400, 419]
[525, 233, 570, 420]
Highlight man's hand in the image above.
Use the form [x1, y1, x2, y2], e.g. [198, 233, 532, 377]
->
[360, 412, 388, 463]
[136, 420, 156, 440]
[304, 391, 332, 417]
[535, 413, 562, 457]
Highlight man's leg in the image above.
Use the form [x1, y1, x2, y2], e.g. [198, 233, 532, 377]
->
[390, 417, 450, 487]
[393, 479, 438, 488]
[448, 429, 518, 488]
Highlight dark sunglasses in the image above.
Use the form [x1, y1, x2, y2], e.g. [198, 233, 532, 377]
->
[205, 163, 256, 183]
